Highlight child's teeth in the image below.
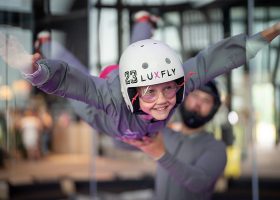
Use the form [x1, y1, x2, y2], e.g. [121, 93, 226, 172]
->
[157, 107, 165, 111]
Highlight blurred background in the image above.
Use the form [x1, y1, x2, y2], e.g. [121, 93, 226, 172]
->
[0, 0, 280, 199]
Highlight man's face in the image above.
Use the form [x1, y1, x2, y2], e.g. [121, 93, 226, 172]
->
[138, 81, 177, 120]
[184, 90, 214, 117]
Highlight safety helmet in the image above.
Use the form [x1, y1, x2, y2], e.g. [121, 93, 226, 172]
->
[119, 39, 185, 113]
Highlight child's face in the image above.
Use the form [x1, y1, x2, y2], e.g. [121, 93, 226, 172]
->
[137, 81, 178, 120]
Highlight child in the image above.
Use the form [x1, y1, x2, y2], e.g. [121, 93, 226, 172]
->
[0, 21, 279, 140]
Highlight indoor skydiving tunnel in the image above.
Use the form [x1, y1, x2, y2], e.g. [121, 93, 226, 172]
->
[0, 0, 280, 200]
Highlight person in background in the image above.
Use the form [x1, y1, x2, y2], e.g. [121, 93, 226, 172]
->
[0, 112, 7, 167]
[123, 80, 226, 200]
[19, 109, 43, 160]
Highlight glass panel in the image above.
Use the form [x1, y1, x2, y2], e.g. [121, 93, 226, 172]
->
[50, 0, 75, 15]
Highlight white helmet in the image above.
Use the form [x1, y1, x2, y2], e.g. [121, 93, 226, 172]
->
[119, 39, 185, 113]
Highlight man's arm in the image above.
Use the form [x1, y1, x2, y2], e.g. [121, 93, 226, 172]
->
[122, 133, 166, 160]
[122, 131, 227, 192]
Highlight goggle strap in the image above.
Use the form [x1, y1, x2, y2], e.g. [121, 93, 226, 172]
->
[131, 92, 139, 105]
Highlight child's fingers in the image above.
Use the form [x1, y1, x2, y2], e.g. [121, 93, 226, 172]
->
[130, 139, 146, 147]
[142, 136, 153, 143]
[122, 137, 151, 147]
[32, 53, 42, 63]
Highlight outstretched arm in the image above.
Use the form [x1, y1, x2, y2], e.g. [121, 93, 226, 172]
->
[246, 22, 280, 58]
[260, 22, 280, 42]
[182, 22, 280, 93]
[0, 32, 113, 112]
[25, 59, 111, 109]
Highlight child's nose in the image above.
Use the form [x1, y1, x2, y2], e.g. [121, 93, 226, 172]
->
[156, 91, 168, 103]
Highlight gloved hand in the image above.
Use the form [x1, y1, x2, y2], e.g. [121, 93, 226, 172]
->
[0, 32, 41, 73]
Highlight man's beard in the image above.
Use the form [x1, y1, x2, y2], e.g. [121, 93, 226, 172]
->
[179, 105, 214, 128]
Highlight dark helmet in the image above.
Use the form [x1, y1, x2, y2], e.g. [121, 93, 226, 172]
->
[199, 80, 221, 118]
[179, 80, 221, 128]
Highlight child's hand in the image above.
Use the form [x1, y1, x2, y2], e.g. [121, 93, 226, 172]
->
[273, 21, 280, 33]
[0, 32, 39, 73]
[122, 132, 166, 160]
